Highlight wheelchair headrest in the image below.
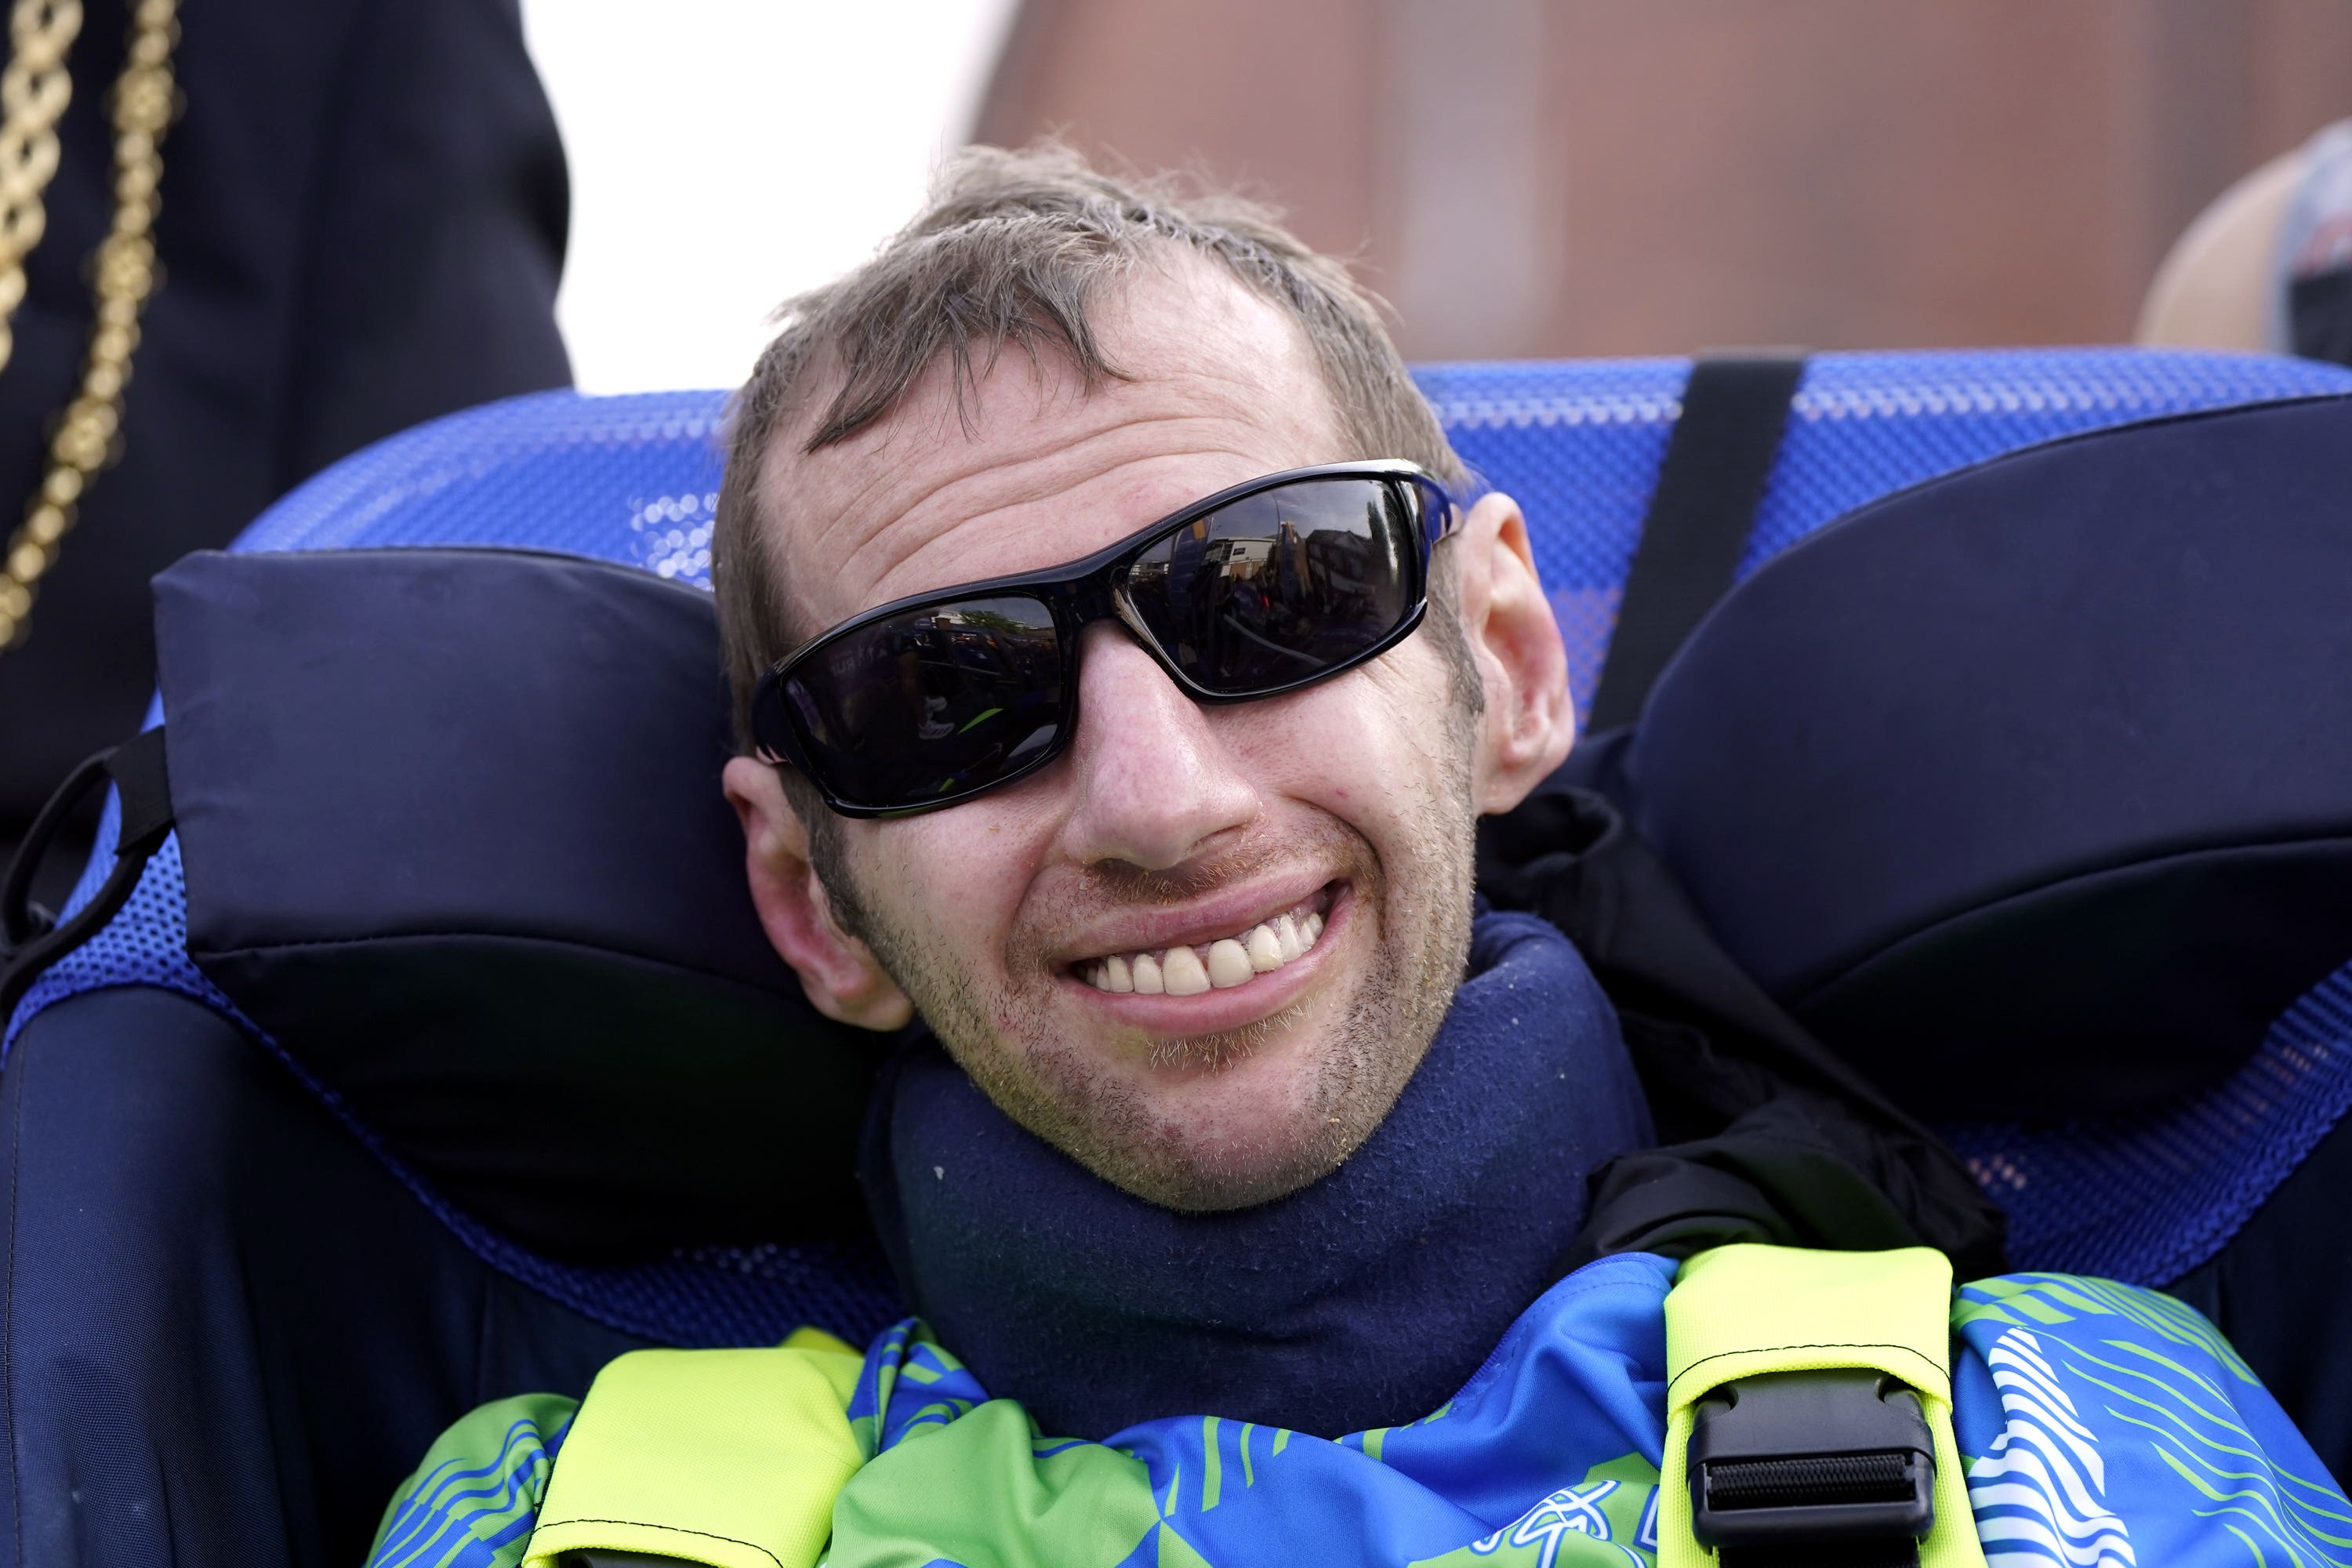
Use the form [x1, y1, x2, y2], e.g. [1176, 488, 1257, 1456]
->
[16, 351, 2352, 1298]
[1617, 394, 2352, 1120]
[151, 546, 884, 1259]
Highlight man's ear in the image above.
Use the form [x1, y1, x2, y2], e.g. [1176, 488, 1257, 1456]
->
[720, 756, 914, 1032]
[1451, 491, 1575, 815]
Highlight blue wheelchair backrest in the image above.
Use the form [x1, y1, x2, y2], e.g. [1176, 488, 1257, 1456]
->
[10, 347, 2352, 1347]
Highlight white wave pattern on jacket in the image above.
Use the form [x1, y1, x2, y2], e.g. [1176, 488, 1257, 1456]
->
[1966, 1328, 2136, 1567]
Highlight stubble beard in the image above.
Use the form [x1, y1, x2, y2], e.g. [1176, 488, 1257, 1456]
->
[818, 739, 1482, 1214]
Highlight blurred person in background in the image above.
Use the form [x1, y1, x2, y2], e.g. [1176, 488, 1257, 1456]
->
[0, 0, 572, 911]
[2140, 117, 2352, 365]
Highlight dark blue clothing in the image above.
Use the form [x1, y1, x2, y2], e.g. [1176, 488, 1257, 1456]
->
[862, 909, 1655, 1439]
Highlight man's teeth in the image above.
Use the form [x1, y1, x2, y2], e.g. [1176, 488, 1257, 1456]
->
[1274, 914, 1303, 961]
[1081, 909, 1324, 994]
[1162, 945, 1211, 996]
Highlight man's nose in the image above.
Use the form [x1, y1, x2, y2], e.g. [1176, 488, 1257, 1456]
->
[1055, 622, 1259, 872]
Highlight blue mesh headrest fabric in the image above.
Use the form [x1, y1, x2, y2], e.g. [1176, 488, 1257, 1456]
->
[152, 546, 885, 1260]
[1613, 395, 2352, 1120]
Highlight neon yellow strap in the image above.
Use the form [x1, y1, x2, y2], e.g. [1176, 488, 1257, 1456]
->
[1657, 1245, 1987, 1568]
[523, 1329, 865, 1568]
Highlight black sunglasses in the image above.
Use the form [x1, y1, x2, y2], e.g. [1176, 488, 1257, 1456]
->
[751, 460, 1465, 817]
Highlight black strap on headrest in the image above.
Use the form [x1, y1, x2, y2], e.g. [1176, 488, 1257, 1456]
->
[2290, 266, 2352, 367]
[1586, 350, 1808, 732]
[1, 728, 174, 1022]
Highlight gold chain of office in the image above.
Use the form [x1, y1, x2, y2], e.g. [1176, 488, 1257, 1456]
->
[0, 0, 178, 654]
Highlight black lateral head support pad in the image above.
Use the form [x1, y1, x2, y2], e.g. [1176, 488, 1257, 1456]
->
[1619, 395, 2352, 1121]
[154, 548, 883, 1259]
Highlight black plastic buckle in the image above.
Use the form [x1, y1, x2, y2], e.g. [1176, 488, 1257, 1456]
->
[1689, 1367, 1935, 1568]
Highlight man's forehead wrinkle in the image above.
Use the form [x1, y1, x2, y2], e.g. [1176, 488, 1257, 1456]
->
[831, 415, 1285, 612]
[789, 352, 1077, 558]
[775, 264, 1348, 629]
[765, 393, 964, 632]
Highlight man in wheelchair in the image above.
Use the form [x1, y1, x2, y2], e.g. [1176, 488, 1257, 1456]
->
[346, 144, 2346, 1566]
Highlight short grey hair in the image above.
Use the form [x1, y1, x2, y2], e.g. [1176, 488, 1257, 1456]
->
[713, 141, 1477, 762]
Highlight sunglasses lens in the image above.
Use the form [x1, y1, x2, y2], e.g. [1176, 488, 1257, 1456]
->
[1123, 476, 1419, 694]
[782, 595, 1064, 810]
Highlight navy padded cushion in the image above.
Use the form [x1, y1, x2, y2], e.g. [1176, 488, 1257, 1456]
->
[154, 547, 884, 1258]
[1617, 396, 2352, 1121]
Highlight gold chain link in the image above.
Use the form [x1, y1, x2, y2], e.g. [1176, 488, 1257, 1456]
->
[0, 0, 176, 652]
[0, 0, 82, 359]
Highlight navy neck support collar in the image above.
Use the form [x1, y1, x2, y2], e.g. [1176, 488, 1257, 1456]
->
[860, 908, 1654, 1440]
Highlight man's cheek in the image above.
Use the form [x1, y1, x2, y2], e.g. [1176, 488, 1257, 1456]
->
[1275, 702, 1424, 813]
[869, 825, 960, 924]
[875, 822, 1025, 962]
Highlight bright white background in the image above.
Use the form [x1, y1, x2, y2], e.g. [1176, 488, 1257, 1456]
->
[520, 1, 1022, 395]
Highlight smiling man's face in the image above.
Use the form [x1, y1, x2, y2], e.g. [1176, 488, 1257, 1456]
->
[724, 258, 1569, 1210]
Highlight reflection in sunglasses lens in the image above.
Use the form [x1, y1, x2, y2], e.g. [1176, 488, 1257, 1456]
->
[1123, 477, 1414, 692]
[786, 595, 1062, 807]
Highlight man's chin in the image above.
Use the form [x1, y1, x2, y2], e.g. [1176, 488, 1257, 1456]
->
[1061, 1028, 1394, 1212]
[1081, 1119, 1354, 1214]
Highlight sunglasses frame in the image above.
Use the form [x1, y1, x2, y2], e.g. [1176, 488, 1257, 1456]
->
[752, 459, 1465, 818]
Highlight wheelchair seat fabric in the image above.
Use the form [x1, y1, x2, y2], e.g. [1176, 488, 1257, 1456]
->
[6, 348, 2352, 1565]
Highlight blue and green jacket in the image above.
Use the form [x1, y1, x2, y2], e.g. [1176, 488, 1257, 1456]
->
[365, 1249, 2350, 1568]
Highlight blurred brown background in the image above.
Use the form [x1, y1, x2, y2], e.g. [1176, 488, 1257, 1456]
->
[973, 0, 2352, 359]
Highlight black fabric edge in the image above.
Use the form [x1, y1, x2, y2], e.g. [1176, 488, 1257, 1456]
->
[1790, 828, 2352, 1014]
[188, 926, 800, 1003]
